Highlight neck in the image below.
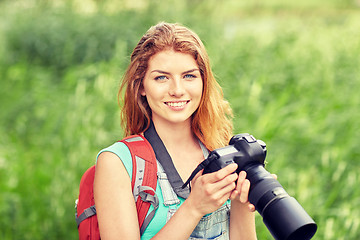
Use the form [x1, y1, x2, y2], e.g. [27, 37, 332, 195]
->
[152, 119, 196, 147]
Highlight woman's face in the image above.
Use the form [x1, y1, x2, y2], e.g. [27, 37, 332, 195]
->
[141, 49, 203, 126]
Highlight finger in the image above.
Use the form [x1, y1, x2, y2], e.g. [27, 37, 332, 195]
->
[210, 172, 238, 195]
[271, 173, 278, 180]
[230, 171, 246, 200]
[229, 189, 239, 201]
[198, 174, 236, 206]
[236, 171, 247, 191]
[215, 181, 236, 203]
[248, 203, 255, 212]
[239, 179, 250, 203]
[209, 163, 238, 183]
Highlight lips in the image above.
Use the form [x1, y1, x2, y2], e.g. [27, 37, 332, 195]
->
[165, 101, 189, 108]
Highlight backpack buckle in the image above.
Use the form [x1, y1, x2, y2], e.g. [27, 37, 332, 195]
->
[84, 205, 97, 217]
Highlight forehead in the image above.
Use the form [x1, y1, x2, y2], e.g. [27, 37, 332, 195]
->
[147, 50, 198, 71]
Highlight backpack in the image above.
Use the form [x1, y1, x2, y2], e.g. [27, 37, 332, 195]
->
[75, 135, 159, 239]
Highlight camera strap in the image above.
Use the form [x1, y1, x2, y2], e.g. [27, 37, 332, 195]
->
[144, 121, 191, 199]
[181, 154, 216, 189]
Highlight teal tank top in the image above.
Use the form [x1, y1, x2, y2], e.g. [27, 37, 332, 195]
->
[97, 142, 185, 239]
[97, 142, 231, 240]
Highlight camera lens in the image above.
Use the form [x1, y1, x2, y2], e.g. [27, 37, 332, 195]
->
[262, 197, 317, 240]
[244, 164, 317, 240]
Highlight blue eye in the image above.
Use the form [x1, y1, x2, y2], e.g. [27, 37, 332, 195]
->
[184, 74, 196, 79]
[155, 75, 167, 80]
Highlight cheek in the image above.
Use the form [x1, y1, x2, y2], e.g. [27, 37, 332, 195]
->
[191, 81, 204, 100]
[141, 80, 154, 97]
[143, 85, 164, 103]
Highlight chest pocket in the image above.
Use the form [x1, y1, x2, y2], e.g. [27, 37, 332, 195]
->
[188, 203, 230, 240]
[157, 162, 230, 240]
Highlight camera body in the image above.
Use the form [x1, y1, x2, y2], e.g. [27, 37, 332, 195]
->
[202, 133, 317, 240]
[203, 133, 267, 175]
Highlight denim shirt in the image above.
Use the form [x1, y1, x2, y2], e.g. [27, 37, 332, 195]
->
[157, 162, 231, 240]
[97, 141, 230, 240]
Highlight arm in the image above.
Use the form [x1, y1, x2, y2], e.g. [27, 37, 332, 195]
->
[154, 163, 239, 240]
[229, 172, 278, 239]
[229, 171, 257, 240]
[94, 152, 239, 240]
[94, 151, 141, 239]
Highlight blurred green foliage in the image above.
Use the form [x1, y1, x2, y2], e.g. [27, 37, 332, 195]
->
[0, 0, 359, 239]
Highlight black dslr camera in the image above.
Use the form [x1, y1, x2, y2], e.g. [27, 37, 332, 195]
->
[183, 133, 317, 240]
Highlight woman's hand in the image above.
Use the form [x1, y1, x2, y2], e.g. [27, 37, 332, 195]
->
[186, 163, 238, 217]
[230, 171, 278, 212]
[229, 171, 255, 211]
[229, 171, 277, 239]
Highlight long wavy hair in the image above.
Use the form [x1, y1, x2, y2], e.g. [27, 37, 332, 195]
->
[119, 22, 233, 150]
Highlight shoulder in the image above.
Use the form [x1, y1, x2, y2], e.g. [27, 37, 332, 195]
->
[96, 141, 131, 161]
[96, 141, 133, 178]
[94, 142, 133, 193]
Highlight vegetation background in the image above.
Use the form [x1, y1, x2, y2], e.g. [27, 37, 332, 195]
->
[0, 0, 359, 239]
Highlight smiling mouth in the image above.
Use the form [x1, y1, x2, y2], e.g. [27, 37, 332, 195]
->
[165, 101, 189, 107]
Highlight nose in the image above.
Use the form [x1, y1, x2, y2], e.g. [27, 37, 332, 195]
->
[169, 78, 185, 97]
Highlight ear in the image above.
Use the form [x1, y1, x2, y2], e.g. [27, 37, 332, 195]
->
[140, 86, 146, 96]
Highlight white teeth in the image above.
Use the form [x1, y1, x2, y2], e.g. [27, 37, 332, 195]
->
[167, 101, 187, 107]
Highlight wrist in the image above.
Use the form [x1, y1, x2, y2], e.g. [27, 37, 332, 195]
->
[230, 200, 257, 239]
[231, 199, 255, 213]
[182, 198, 205, 220]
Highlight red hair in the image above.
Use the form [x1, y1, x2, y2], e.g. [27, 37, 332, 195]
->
[119, 22, 233, 150]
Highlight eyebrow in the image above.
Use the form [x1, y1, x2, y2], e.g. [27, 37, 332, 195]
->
[150, 69, 200, 75]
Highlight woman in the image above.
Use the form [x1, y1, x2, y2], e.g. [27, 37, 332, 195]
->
[94, 22, 257, 240]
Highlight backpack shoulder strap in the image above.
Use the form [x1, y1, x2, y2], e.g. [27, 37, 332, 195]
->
[76, 135, 158, 237]
[120, 135, 158, 235]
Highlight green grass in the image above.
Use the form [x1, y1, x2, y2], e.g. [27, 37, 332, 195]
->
[0, 0, 359, 239]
